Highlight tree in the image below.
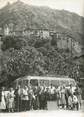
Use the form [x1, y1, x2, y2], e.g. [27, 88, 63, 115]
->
[2, 35, 28, 51]
[1, 46, 46, 84]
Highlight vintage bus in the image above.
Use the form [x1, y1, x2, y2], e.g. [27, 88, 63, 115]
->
[12, 76, 76, 88]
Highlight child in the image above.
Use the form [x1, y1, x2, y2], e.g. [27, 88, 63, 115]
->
[68, 95, 73, 110]
[72, 94, 79, 110]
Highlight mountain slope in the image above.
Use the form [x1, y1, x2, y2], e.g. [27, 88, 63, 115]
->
[0, 1, 84, 84]
[0, 1, 84, 45]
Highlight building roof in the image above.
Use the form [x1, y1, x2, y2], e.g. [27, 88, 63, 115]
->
[15, 75, 74, 81]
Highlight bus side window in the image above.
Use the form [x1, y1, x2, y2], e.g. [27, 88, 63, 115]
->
[23, 80, 29, 86]
[39, 80, 44, 86]
[45, 80, 49, 87]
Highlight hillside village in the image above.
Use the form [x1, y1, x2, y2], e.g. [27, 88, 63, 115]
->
[0, 24, 82, 56]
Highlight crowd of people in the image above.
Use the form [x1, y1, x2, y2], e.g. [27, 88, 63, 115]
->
[0, 83, 82, 113]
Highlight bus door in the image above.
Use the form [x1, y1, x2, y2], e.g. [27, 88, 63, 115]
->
[19, 80, 23, 88]
[22, 79, 29, 87]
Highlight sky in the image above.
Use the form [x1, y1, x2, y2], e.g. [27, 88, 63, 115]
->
[0, 0, 84, 16]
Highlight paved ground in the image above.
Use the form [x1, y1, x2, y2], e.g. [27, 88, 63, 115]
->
[47, 100, 84, 111]
[0, 110, 84, 117]
[0, 100, 84, 117]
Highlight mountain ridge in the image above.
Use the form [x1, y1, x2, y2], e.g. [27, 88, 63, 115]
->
[0, 1, 84, 46]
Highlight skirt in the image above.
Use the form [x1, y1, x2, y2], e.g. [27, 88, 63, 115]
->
[0, 97, 6, 110]
[8, 98, 15, 109]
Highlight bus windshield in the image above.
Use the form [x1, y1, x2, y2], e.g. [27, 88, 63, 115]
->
[30, 79, 38, 86]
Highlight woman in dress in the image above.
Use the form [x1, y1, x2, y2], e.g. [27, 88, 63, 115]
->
[68, 84, 74, 110]
[56, 86, 61, 108]
[0, 87, 6, 112]
[60, 85, 66, 109]
[7, 88, 15, 112]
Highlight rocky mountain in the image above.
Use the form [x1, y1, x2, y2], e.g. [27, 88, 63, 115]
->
[0, 1, 84, 50]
